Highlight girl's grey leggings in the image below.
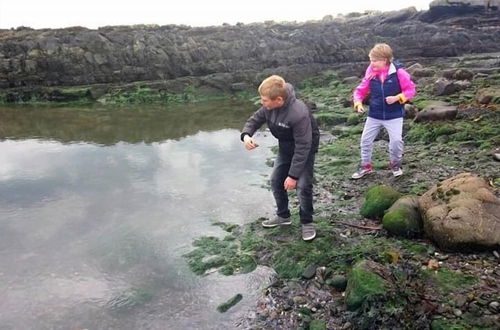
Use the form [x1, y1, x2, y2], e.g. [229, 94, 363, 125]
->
[360, 117, 404, 167]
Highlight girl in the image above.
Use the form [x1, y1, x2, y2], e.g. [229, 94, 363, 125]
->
[351, 43, 416, 179]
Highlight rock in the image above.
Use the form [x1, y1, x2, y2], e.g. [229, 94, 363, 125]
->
[360, 185, 401, 219]
[302, 263, 318, 279]
[404, 103, 418, 119]
[345, 260, 392, 310]
[341, 322, 353, 329]
[418, 173, 500, 250]
[1, 7, 500, 97]
[382, 195, 423, 237]
[327, 275, 348, 291]
[433, 77, 470, 96]
[216, 293, 243, 313]
[476, 87, 500, 105]
[414, 103, 458, 122]
[293, 295, 307, 305]
[489, 301, 500, 313]
[494, 154, 500, 162]
[442, 68, 474, 81]
[342, 76, 359, 85]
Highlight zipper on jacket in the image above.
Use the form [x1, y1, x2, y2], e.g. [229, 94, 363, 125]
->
[380, 82, 386, 120]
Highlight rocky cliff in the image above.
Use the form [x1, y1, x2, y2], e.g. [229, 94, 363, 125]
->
[0, 1, 499, 97]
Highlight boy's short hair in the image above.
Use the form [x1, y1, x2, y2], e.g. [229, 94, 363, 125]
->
[369, 43, 394, 64]
[258, 75, 288, 100]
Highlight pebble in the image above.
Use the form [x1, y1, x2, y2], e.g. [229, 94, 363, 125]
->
[453, 309, 462, 317]
[493, 153, 500, 162]
[293, 296, 307, 305]
[493, 250, 500, 259]
[488, 301, 500, 313]
[342, 322, 353, 329]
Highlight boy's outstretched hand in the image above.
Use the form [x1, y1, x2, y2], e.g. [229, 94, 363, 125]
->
[243, 135, 259, 150]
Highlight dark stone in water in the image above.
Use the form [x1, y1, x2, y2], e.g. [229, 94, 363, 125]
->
[217, 293, 243, 313]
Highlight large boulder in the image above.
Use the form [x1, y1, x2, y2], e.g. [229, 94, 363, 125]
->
[419, 173, 500, 250]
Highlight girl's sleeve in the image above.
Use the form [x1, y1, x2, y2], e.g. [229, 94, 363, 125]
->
[353, 66, 371, 103]
[396, 68, 416, 103]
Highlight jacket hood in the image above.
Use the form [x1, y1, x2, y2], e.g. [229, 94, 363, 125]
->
[282, 83, 296, 109]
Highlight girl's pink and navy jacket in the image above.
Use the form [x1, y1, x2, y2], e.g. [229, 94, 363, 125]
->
[353, 61, 416, 120]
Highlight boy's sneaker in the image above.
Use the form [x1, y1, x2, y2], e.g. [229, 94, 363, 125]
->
[262, 215, 292, 228]
[351, 163, 373, 179]
[302, 223, 316, 241]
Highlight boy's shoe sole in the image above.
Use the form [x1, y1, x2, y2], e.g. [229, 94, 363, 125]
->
[262, 217, 292, 228]
[302, 223, 316, 241]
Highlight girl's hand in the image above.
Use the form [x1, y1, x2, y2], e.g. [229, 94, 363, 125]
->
[385, 96, 399, 104]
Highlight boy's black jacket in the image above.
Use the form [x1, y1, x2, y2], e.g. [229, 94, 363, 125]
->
[241, 83, 319, 179]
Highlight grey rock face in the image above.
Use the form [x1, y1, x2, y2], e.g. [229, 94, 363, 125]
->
[0, 6, 499, 92]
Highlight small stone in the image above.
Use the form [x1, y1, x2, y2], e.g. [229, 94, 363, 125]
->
[327, 275, 348, 291]
[453, 309, 462, 317]
[293, 296, 307, 305]
[436, 254, 449, 261]
[493, 250, 500, 259]
[302, 264, 317, 279]
[342, 322, 353, 329]
[454, 294, 467, 308]
[427, 259, 439, 270]
[488, 301, 500, 313]
[493, 153, 500, 162]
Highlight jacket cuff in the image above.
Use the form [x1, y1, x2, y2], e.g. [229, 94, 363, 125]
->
[353, 101, 362, 110]
[240, 132, 250, 142]
[288, 174, 299, 180]
[397, 93, 407, 103]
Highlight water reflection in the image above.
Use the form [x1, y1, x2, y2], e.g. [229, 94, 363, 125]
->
[0, 103, 277, 329]
[0, 99, 255, 144]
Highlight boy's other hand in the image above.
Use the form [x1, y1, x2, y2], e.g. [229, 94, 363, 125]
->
[284, 176, 297, 190]
[243, 135, 259, 150]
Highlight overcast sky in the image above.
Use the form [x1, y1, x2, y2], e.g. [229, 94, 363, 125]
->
[0, 0, 432, 29]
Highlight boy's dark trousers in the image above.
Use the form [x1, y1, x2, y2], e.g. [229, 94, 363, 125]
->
[270, 144, 315, 224]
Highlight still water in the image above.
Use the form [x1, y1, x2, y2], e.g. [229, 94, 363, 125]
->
[0, 101, 277, 329]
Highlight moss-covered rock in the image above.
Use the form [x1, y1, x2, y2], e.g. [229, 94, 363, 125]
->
[476, 87, 500, 104]
[346, 113, 361, 126]
[382, 195, 423, 237]
[314, 112, 348, 127]
[217, 293, 243, 313]
[345, 260, 388, 310]
[360, 185, 401, 219]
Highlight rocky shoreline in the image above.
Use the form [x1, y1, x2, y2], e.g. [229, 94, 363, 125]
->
[0, 1, 499, 328]
[183, 54, 499, 329]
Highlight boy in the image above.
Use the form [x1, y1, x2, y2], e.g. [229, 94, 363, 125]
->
[241, 75, 319, 241]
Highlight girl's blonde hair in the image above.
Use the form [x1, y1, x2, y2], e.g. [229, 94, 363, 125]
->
[369, 43, 394, 64]
[258, 75, 288, 100]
